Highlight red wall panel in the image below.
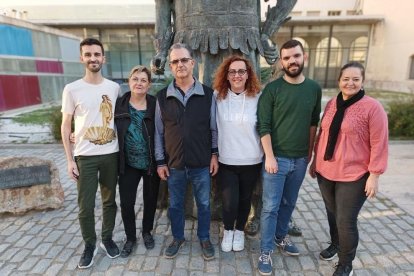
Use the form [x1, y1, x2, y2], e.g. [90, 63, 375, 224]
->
[0, 75, 41, 111]
[35, 60, 63, 73]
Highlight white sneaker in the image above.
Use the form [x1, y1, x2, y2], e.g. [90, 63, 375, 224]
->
[221, 230, 234, 252]
[233, 230, 245, 251]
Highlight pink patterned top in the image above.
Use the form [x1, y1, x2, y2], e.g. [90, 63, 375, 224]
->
[314, 95, 388, 182]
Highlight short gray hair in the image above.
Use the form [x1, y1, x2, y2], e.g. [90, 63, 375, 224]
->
[168, 43, 194, 59]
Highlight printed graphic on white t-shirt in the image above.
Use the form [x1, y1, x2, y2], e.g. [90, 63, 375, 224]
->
[61, 78, 120, 156]
[84, 95, 116, 145]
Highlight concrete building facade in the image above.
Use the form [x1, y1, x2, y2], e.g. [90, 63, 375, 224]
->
[0, 4, 156, 84]
[277, 0, 414, 92]
[361, 0, 414, 92]
[0, 0, 413, 111]
[0, 15, 82, 111]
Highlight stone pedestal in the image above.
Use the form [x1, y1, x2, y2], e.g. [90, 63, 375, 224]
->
[0, 157, 64, 214]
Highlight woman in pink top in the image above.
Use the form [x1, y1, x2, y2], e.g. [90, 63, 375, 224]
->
[309, 62, 388, 276]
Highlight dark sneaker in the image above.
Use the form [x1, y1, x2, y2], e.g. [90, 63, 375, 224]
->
[258, 251, 273, 275]
[200, 240, 215, 260]
[333, 263, 353, 276]
[288, 221, 302, 237]
[143, 232, 155, 250]
[120, 240, 136, 258]
[164, 239, 184, 258]
[100, 239, 120, 258]
[78, 244, 97, 269]
[320, 243, 339, 261]
[275, 235, 299, 256]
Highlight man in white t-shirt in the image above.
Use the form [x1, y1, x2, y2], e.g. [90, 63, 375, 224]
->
[61, 38, 121, 269]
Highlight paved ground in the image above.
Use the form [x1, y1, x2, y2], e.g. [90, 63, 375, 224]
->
[0, 143, 413, 276]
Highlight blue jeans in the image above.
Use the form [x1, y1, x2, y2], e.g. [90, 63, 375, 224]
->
[260, 157, 308, 252]
[167, 167, 211, 241]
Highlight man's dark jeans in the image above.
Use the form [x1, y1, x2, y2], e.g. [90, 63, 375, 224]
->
[167, 167, 211, 242]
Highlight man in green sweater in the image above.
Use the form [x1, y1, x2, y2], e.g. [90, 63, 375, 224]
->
[257, 39, 321, 275]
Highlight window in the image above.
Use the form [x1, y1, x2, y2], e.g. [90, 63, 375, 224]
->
[328, 10, 341, 16]
[315, 37, 342, 67]
[101, 28, 140, 79]
[314, 37, 343, 87]
[410, 56, 414, 79]
[349, 37, 368, 64]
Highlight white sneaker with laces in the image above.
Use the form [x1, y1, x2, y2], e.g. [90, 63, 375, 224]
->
[233, 230, 245, 251]
[221, 230, 234, 252]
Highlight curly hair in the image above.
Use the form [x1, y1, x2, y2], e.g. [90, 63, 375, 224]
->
[213, 55, 261, 100]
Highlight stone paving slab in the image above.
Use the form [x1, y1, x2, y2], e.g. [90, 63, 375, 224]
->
[0, 144, 413, 275]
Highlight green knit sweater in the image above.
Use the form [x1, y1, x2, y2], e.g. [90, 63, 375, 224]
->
[257, 77, 321, 158]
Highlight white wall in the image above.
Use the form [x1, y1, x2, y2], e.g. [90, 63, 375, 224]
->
[292, 0, 356, 15]
[0, 0, 146, 5]
[5, 5, 155, 24]
[362, 0, 414, 92]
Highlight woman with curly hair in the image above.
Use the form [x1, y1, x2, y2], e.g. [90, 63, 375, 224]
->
[213, 55, 263, 252]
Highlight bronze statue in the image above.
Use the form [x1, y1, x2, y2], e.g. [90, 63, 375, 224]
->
[152, 0, 297, 86]
[152, 0, 297, 235]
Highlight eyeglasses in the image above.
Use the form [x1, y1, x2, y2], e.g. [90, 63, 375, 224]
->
[169, 57, 192, 65]
[228, 69, 247, 76]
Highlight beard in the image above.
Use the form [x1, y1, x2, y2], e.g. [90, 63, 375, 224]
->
[282, 62, 304, 78]
[86, 62, 102, 73]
